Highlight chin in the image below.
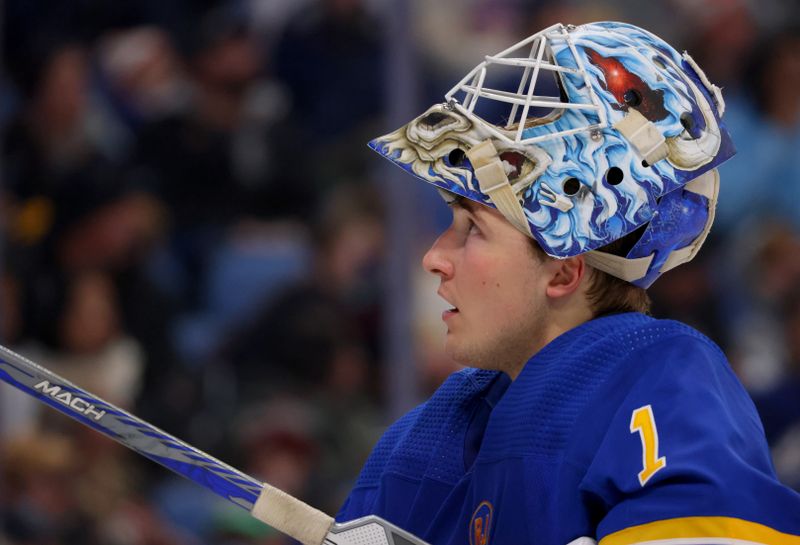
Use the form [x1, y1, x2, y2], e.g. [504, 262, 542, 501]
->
[445, 337, 495, 370]
[443, 337, 468, 365]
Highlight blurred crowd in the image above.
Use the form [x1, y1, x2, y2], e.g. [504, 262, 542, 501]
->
[0, 0, 799, 543]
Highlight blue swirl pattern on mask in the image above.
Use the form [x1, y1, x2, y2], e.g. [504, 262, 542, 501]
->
[369, 21, 735, 266]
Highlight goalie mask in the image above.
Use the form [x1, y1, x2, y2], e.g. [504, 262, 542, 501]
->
[369, 22, 736, 288]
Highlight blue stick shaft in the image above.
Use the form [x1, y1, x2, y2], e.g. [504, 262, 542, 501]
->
[0, 344, 264, 511]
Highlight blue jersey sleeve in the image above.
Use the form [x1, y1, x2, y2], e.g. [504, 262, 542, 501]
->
[336, 402, 424, 522]
[336, 367, 505, 529]
[578, 333, 800, 544]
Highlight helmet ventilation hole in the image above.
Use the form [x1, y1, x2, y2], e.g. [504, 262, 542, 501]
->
[623, 89, 642, 107]
[606, 167, 624, 186]
[448, 148, 466, 167]
[680, 112, 697, 137]
[563, 177, 581, 196]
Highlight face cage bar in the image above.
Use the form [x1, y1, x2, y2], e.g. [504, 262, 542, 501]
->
[444, 23, 609, 146]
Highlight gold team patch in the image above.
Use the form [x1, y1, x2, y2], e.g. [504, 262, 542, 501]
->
[470, 501, 493, 545]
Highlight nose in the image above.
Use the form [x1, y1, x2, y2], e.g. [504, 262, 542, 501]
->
[422, 230, 455, 279]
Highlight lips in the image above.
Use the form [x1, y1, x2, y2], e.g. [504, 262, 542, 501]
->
[438, 288, 459, 321]
[442, 308, 459, 322]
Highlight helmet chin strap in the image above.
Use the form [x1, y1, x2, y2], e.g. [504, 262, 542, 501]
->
[466, 140, 533, 237]
[583, 251, 654, 283]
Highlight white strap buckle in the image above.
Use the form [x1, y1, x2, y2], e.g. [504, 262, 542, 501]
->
[614, 108, 668, 166]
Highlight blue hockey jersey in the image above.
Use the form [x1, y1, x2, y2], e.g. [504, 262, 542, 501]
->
[337, 313, 800, 544]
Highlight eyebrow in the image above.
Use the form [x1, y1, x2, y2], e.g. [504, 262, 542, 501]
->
[446, 197, 480, 214]
[446, 198, 487, 229]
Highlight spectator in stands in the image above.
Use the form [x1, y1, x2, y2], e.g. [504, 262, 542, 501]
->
[130, 6, 290, 310]
[222, 184, 384, 399]
[49, 270, 144, 408]
[1, 433, 91, 543]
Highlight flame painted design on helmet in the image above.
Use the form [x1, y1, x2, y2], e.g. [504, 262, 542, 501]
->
[369, 21, 735, 287]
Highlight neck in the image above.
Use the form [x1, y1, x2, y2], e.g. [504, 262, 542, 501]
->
[505, 302, 594, 380]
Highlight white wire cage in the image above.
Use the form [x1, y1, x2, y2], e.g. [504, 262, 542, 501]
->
[444, 23, 609, 146]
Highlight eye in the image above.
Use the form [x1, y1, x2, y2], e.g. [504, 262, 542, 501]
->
[467, 218, 480, 234]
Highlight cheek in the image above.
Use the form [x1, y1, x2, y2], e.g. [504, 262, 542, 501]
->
[462, 249, 531, 307]
[461, 247, 501, 291]
[470, 242, 544, 304]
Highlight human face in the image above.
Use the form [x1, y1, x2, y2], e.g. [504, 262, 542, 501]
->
[422, 199, 552, 377]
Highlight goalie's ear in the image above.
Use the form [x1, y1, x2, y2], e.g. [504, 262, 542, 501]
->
[544, 255, 587, 300]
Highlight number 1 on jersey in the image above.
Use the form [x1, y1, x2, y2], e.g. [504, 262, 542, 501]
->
[630, 405, 666, 486]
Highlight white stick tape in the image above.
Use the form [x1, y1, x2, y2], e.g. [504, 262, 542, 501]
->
[251, 484, 335, 545]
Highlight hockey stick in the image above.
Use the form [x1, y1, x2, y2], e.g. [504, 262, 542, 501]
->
[0, 344, 429, 545]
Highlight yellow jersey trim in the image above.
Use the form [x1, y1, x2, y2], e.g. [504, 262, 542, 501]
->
[599, 516, 800, 545]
